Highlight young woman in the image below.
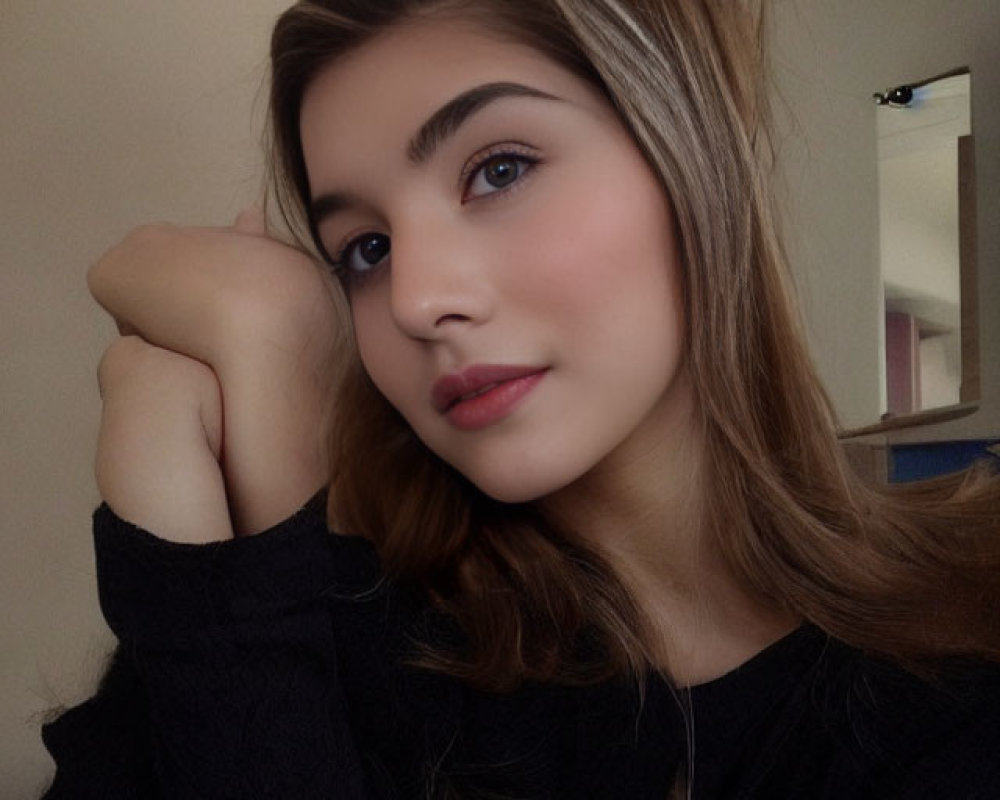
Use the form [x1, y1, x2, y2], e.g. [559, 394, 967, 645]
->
[42, 1, 1000, 797]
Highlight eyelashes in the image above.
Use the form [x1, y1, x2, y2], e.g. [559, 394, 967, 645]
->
[328, 144, 541, 285]
[331, 232, 391, 282]
[459, 143, 539, 202]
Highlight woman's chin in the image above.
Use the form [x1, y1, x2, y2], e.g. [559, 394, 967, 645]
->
[459, 464, 580, 507]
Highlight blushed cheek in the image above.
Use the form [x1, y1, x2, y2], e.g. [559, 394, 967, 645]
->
[507, 163, 679, 334]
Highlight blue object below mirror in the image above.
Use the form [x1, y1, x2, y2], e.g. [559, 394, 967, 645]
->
[889, 439, 1000, 482]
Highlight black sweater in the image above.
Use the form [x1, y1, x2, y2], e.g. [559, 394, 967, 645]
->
[41, 493, 1000, 798]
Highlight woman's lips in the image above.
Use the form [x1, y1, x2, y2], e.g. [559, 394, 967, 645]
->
[432, 365, 548, 430]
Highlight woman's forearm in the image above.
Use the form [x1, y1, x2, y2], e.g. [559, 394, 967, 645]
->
[87, 223, 334, 368]
[95, 335, 233, 543]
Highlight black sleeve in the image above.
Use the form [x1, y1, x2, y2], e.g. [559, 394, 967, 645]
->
[41, 493, 369, 800]
[41, 644, 158, 799]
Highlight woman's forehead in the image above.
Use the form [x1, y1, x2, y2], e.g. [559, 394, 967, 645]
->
[301, 16, 576, 124]
[298, 16, 612, 186]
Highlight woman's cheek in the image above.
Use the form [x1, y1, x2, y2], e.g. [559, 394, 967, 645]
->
[497, 161, 674, 331]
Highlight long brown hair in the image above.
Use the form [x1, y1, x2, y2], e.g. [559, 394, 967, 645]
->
[268, 0, 1000, 691]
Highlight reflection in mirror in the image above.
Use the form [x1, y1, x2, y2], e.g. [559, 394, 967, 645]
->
[875, 69, 977, 421]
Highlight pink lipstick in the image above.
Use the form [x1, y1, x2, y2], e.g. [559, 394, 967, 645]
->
[432, 365, 547, 430]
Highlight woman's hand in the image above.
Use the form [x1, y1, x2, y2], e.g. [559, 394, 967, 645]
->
[90, 210, 344, 535]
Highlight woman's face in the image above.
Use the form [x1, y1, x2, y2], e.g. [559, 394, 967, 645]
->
[300, 16, 692, 503]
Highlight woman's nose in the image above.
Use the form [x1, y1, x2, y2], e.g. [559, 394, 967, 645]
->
[388, 222, 494, 340]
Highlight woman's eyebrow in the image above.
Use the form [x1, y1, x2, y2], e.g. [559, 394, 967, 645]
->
[310, 81, 561, 227]
[407, 81, 562, 165]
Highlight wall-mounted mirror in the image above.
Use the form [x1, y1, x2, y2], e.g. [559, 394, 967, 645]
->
[875, 69, 978, 424]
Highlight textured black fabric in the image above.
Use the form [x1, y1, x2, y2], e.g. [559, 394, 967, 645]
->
[41, 494, 1000, 798]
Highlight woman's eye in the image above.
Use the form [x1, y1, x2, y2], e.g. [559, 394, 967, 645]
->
[464, 153, 535, 201]
[336, 232, 391, 277]
[330, 150, 536, 279]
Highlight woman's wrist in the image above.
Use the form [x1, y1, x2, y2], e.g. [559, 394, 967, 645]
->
[95, 336, 233, 544]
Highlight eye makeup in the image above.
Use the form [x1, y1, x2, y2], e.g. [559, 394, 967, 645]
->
[326, 141, 543, 287]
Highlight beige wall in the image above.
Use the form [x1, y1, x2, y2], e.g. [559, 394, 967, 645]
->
[2, 1, 998, 796]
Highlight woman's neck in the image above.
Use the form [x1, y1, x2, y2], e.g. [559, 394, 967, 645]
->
[540, 387, 799, 685]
